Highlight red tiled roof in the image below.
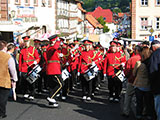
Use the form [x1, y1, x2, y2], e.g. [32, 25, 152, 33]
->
[87, 6, 113, 23]
[86, 14, 103, 29]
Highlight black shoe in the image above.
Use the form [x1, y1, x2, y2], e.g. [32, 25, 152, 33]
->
[0, 115, 7, 119]
[121, 113, 129, 118]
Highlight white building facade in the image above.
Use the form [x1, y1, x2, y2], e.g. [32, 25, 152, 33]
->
[56, 0, 82, 41]
[0, 0, 84, 42]
[132, 0, 160, 40]
[77, 2, 86, 38]
[0, 0, 56, 42]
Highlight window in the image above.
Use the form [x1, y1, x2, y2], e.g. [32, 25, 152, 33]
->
[156, 17, 160, 29]
[15, 0, 20, 4]
[48, 0, 52, 7]
[25, 0, 29, 4]
[141, 0, 148, 6]
[42, 0, 46, 7]
[156, 0, 160, 5]
[34, 0, 38, 5]
[141, 18, 148, 30]
[15, 0, 19, 3]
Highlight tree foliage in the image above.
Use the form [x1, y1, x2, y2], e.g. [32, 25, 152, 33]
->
[97, 16, 110, 33]
[82, 0, 131, 13]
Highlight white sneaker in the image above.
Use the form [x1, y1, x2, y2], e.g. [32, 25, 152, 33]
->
[52, 103, 59, 107]
[114, 98, 119, 102]
[24, 94, 29, 98]
[56, 94, 60, 97]
[82, 96, 87, 100]
[86, 97, 91, 101]
[28, 96, 34, 100]
[61, 96, 66, 100]
[49, 102, 59, 108]
[109, 97, 114, 101]
[47, 97, 56, 103]
[96, 87, 100, 90]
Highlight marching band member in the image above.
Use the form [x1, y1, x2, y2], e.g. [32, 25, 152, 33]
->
[103, 41, 124, 102]
[70, 41, 80, 90]
[92, 44, 104, 94]
[46, 35, 64, 107]
[78, 40, 94, 101]
[41, 39, 50, 92]
[19, 36, 40, 100]
[60, 40, 71, 100]
[33, 39, 44, 94]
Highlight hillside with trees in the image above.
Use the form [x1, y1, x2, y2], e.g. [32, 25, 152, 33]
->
[82, 0, 131, 13]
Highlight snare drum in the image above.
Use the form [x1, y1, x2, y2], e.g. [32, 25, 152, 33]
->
[83, 65, 99, 81]
[115, 70, 126, 82]
[26, 65, 42, 84]
[62, 69, 70, 81]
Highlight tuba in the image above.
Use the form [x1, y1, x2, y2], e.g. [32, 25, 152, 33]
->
[99, 34, 113, 49]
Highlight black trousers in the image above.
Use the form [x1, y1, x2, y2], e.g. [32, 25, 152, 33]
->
[135, 88, 155, 118]
[62, 78, 69, 97]
[108, 76, 122, 99]
[21, 72, 35, 96]
[97, 70, 103, 86]
[92, 76, 98, 94]
[37, 71, 48, 92]
[70, 69, 77, 89]
[42, 72, 49, 90]
[48, 75, 64, 99]
[80, 74, 93, 97]
[0, 87, 10, 116]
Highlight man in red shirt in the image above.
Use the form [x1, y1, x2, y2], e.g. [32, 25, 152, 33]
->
[122, 45, 142, 117]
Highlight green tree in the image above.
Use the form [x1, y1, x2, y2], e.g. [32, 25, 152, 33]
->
[97, 16, 110, 33]
[112, 7, 122, 14]
[97, 16, 106, 26]
[82, 0, 131, 12]
[103, 25, 110, 33]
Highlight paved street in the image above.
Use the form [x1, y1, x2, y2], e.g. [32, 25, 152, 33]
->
[4, 84, 135, 120]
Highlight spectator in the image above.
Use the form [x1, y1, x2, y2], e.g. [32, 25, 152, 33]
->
[7, 43, 19, 101]
[122, 45, 142, 117]
[148, 40, 160, 120]
[7, 43, 19, 72]
[133, 47, 155, 120]
[141, 41, 150, 48]
[0, 40, 18, 119]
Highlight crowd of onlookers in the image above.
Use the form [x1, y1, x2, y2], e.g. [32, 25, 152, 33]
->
[121, 40, 160, 120]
